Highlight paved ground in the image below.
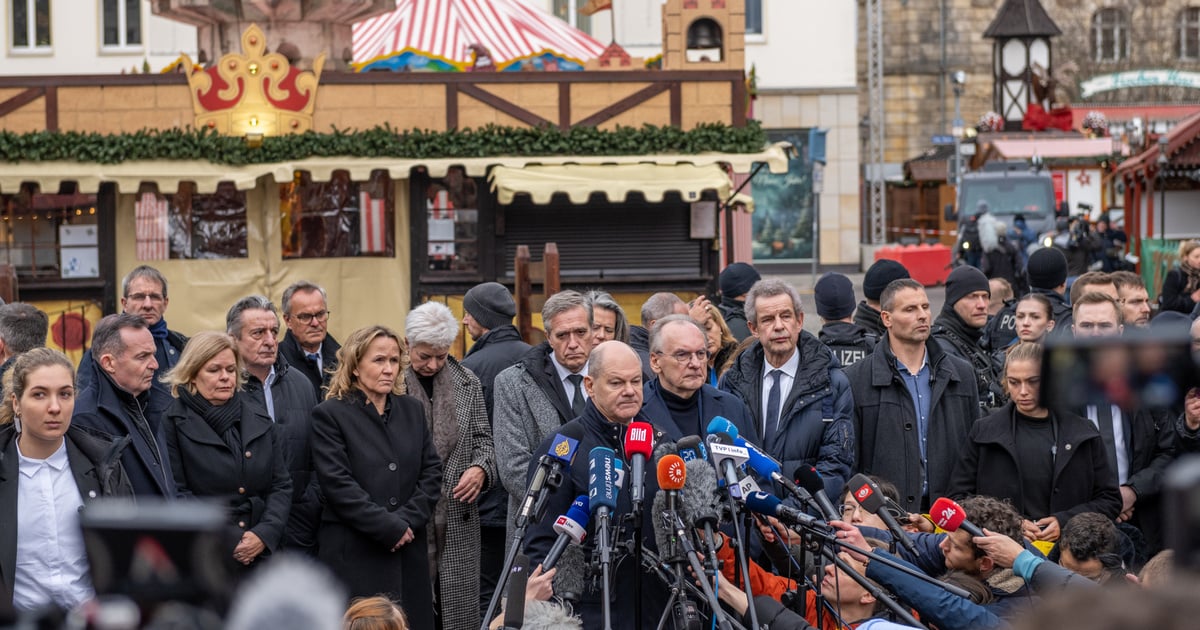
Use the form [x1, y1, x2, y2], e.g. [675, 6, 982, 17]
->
[775, 271, 948, 335]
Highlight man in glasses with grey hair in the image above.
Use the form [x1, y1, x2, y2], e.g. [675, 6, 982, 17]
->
[279, 280, 340, 396]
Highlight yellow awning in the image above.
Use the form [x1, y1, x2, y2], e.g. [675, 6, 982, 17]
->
[0, 142, 791, 194]
[489, 163, 741, 205]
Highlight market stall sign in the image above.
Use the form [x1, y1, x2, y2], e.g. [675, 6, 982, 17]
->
[1080, 70, 1200, 99]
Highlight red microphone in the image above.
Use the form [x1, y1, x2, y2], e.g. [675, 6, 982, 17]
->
[930, 497, 985, 538]
[656, 454, 686, 514]
[624, 421, 654, 508]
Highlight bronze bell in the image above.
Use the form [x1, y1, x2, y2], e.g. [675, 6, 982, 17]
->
[687, 20, 723, 49]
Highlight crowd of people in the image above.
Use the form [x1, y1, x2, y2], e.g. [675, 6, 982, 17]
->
[0, 248, 1197, 630]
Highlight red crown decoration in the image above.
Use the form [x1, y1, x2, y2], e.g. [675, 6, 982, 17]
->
[183, 24, 326, 136]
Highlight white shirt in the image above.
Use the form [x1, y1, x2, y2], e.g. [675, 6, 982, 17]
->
[14, 440, 93, 612]
[549, 353, 589, 410]
[760, 349, 800, 437]
[1086, 404, 1130, 485]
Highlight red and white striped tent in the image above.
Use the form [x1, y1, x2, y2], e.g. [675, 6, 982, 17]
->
[353, 0, 607, 68]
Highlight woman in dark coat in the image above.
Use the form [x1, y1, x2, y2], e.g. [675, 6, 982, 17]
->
[948, 342, 1121, 543]
[1159, 239, 1200, 313]
[403, 303, 495, 630]
[0, 348, 133, 612]
[312, 325, 441, 628]
[163, 331, 292, 568]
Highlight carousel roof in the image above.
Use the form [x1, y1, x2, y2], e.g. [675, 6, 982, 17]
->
[352, 0, 607, 69]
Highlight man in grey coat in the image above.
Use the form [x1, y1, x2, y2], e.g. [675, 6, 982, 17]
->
[844, 278, 980, 514]
[493, 290, 594, 544]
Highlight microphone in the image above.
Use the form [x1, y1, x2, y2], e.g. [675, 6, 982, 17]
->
[551, 544, 587, 604]
[224, 554, 346, 630]
[652, 455, 687, 565]
[624, 421, 654, 509]
[848, 474, 920, 557]
[679, 457, 721, 531]
[706, 432, 750, 497]
[501, 554, 530, 629]
[676, 435, 708, 462]
[705, 416, 739, 439]
[931, 497, 985, 538]
[735, 436, 812, 504]
[743, 491, 831, 532]
[793, 465, 840, 521]
[588, 447, 620, 630]
[517, 425, 583, 529]
[541, 495, 589, 571]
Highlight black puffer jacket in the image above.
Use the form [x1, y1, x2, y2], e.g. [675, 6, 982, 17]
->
[854, 301, 886, 338]
[818, 321, 876, 369]
[718, 296, 752, 342]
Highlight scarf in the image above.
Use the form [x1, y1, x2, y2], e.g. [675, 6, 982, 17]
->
[403, 363, 460, 577]
[178, 387, 243, 453]
[148, 318, 170, 340]
[1182, 260, 1200, 295]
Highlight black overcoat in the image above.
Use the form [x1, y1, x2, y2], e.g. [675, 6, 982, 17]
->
[311, 391, 442, 627]
[163, 394, 293, 553]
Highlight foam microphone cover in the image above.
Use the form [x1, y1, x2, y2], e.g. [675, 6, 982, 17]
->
[705, 416, 738, 439]
[930, 497, 983, 537]
[793, 465, 825, 495]
[625, 421, 654, 458]
[656, 454, 687, 491]
[676, 435, 708, 462]
[680, 457, 721, 527]
[225, 555, 347, 630]
[652, 436, 678, 463]
[552, 544, 587, 602]
[849, 473, 887, 513]
[651, 489, 681, 563]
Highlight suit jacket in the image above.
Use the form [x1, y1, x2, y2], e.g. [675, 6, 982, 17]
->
[1, 425, 133, 607]
[163, 394, 293, 553]
[279, 331, 341, 396]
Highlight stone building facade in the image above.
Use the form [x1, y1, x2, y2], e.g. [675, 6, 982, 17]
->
[860, 0, 1200, 164]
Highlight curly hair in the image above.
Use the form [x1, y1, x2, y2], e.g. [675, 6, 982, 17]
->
[961, 495, 1024, 557]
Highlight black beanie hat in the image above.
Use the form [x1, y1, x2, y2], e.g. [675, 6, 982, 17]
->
[1026, 247, 1069, 290]
[945, 265, 991, 307]
[814, 273, 857, 320]
[719, 262, 761, 299]
[863, 259, 911, 301]
[463, 282, 516, 331]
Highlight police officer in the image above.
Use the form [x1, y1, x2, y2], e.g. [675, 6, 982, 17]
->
[932, 266, 1006, 413]
[814, 273, 875, 368]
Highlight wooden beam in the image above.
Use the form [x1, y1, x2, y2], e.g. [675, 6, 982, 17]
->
[731, 76, 746, 127]
[445, 83, 459, 129]
[44, 86, 58, 131]
[459, 84, 553, 128]
[558, 83, 571, 130]
[574, 82, 671, 128]
[669, 81, 681, 127]
[0, 87, 44, 118]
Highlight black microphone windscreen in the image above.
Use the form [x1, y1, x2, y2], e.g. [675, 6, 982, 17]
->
[504, 554, 530, 628]
[680, 458, 721, 528]
[793, 465, 826, 495]
[651, 490, 680, 563]
[848, 473, 886, 513]
[652, 437, 678, 464]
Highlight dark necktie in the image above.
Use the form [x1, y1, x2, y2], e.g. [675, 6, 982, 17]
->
[764, 369, 783, 445]
[1095, 404, 1119, 476]
[306, 352, 320, 364]
[568, 374, 585, 417]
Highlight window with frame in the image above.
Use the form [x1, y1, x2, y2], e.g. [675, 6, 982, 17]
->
[280, 170, 394, 259]
[101, 0, 142, 49]
[10, 0, 51, 50]
[746, 0, 763, 36]
[553, 0, 592, 35]
[1181, 8, 1200, 60]
[0, 186, 98, 279]
[135, 182, 248, 260]
[1092, 8, 1129, 62]
[424, 166, 479, 273]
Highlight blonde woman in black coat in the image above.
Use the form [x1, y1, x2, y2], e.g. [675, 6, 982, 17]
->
[162, 332, 293, 568]
[312, 325, 441, 627]
[0, 348, 133, 612]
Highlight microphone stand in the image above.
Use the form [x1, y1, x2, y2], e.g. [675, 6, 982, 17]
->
[641, 545, 747, 630]
[633, 503, 644, 630]
[596, 509, 615, 630]
[674, 516, 734, 630]
[721, 494, 759, 630]
[480, 460, 563, 630]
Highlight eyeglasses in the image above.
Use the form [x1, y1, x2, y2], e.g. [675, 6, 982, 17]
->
[290, 310, 330, 324]
[126, 292, 164, 303]
[656, 349, 709, 365]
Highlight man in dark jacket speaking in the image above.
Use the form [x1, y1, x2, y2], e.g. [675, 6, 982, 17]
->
[845, 278, 979, 514]
[719, 278, 854, 500]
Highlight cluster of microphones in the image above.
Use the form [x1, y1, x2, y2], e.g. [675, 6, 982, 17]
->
[490, 416, 988, 630]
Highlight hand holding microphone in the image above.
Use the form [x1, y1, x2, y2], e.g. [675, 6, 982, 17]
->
[930, 497, 985, 538]
[540, 496, 589, 571]
[848, 473, 920, 557]
[793, 465, 841, 521]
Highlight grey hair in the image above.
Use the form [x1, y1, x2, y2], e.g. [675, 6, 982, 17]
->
[121, 265, 169, 298]
[281, 280, 328, 315]
[91, 313, 148, 359]
[640, 292, 685, 326]
[744, 278, 802, 325]
[226, 295, 278, 338]
[586, 289, 630, 343]
[0, 303, 49, 355]
[649, 313, 706, 354]
[542, 290, 592, 334]
[880, 278, 925, 312]
[521, 600, 583, 630]
[405, 301, 459, 349]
